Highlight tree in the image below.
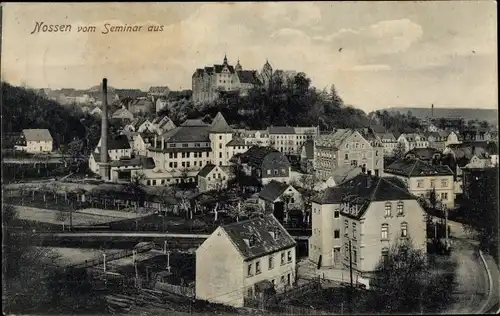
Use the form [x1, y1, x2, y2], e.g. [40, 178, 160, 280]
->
[354, 239, 456, 314]
[2, 205, 59, 313]
[393, 141, 406, 159]
[461, 168, 499, 256]
[127, 171, 147, 210]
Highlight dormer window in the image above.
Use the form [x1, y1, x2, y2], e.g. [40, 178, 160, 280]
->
[248, 234, 257, 247]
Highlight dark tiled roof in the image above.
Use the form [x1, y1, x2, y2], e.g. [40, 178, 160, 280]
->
[312, 174, 415, 219]
[197, 164, 216, 178]
[268, 126, 295, 134]
[405, 148, 441, 160]
[221, 214, 296, 261]
[115, 89, 147, 99]
[161, 121, 211, 143]
[385, 158, 454, 177]
[214, 64, 235, 74]
[108, 135, 131, 150]
[259, 180, 291, 202]
[237, 70, 261, 84]
[226, 137, 247, 146]
[110, 156, 155, 169]
[239, 146, 286, 168]
[210, 112, 233, 133]
[447, 141, 498, 158]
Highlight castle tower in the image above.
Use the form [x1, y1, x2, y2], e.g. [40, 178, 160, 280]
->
[235, 59, 242, 72]
[261, 59, 273, 87]
[209, 112, 233, 166]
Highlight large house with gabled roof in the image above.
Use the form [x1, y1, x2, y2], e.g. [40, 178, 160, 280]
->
[314, 129, 385, 181]
[309, 173, 427, 286]
[140, 112, 238, 185]
[15, 129, 54, 153]
[196, 214, 297, 307]
[232, 146, 291, 185]
[384, 158, 455, 208]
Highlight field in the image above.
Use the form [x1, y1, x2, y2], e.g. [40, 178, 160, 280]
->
[16, 206, 123, 226]
[36, 247, 124, 267]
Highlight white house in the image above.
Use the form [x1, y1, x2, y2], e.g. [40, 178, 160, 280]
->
[196, 214, 297, 307]
[89, 135, 133, 174]
[197, 164, 233, 192]
[309, 174, 427, 286]
[15, 129, 54, 153]
[384, 158, 455, 209]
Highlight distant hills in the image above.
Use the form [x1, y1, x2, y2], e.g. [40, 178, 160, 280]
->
[381, 107, 498, 125]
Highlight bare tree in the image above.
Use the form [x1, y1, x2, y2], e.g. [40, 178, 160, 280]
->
[393, 141, 406, 159]
[55, 210, 69, 231]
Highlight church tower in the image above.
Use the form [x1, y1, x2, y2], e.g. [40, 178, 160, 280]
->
[223, 54, 228, 65]
[209, 112, 233, 166]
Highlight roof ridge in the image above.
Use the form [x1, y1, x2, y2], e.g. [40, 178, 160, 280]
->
[381, 177, 414, 198]
[407, 159, 419, 177]
[369, 177, 382, 201]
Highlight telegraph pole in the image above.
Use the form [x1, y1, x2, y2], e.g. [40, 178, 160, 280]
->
[444, 205, 449, 250]
[348, 238, 353, 314]
[349, 239, 353, 288]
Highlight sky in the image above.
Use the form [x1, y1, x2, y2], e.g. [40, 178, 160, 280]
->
[1, 2, 497, 112]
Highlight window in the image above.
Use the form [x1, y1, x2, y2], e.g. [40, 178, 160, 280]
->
[274, 169, 278, 175]
[352, 223, 357, 239]
[269, 256, 274, 270]
[334, 230, 340, 239]
[397, 202, 404, 215]
[255, 261, 261, 274]
[287, 273, 291, 285]
[247, 287, 253, 297]
[287, 250, 292, 262]
[417, 180, 424, 188]
[351, 160, 358, 166]
[219, 152, 222, 158]
[195, 143, 201, 147]
[219, 143, 222, 149]
[182, 143, 188, 148]
[169, 162, 173, 168]
[281, 252, 285, 265]
[401, 222, 408, 237]
[219, 136, 222, 140]
[281, 276, 285, 283]
[247, 264, 253, 276]
[182, 162, 185, 167]
[173, 162, 178, 168]
[344, 153, 349, 160]
[344, 220, 349, 235]
[441, 180, 448, 187]
[352, 247, 357, 263]
[430, 179, 435, 188]
[381, 224, 389, 240]
[441, 192, 448, 200]
[344, 243, 349, 257]
[385, 202, 392, 217]
[382, 248, 389, 266]
[267, 170, 271, 175]
[334, 211, 340, 218]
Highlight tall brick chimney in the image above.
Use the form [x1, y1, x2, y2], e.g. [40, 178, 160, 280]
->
[99, 78, 110, 180]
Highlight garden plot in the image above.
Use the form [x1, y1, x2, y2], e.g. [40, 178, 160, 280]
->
[16, 206, 121, 226]
[36, 247, 124, 267]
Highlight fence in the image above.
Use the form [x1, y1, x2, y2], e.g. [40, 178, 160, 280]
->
[154, 282, 195, 298]
[66, 242, 155, 270]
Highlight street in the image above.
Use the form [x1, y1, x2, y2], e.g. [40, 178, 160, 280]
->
[443, 237, 490, 314]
